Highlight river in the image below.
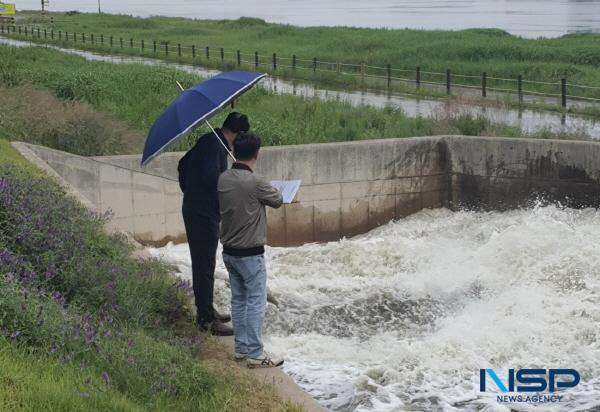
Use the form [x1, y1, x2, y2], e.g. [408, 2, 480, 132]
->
[147, 205, 600, 411]
[12, 0, 600, 38]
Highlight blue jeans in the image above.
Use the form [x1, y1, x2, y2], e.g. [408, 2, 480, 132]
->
[222, 253, 267, 358]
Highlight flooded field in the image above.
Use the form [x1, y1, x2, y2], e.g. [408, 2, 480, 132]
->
[2, 37, 599, 139]
[14, 0, 600, 38]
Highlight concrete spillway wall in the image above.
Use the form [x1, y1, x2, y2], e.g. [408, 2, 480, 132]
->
[13, 136, 600, 246]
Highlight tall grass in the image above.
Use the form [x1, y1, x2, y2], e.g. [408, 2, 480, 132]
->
[0, 86, 143, 155]
[11, 12, 600, 97]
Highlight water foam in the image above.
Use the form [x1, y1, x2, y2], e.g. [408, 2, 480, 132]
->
[147, 205, 600, 411]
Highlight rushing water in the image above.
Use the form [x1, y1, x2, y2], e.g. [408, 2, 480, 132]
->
[2, 37, 600, 139]
[14, 0, 600, 38]
[148, 205, 600, 411]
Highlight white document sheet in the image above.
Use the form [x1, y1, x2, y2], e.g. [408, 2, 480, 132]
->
[270, 180, 301, 204]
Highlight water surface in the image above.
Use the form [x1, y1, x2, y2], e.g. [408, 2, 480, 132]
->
[149, 205, 600, 411]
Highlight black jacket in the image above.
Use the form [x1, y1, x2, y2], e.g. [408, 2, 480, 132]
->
[179, 129, 229, 221]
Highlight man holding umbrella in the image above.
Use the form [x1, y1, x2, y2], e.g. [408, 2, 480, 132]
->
[178, 112, 250, 335]
[141, 71, 267, 335]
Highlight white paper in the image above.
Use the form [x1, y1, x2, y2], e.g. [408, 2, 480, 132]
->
[270, 180, 301, 204]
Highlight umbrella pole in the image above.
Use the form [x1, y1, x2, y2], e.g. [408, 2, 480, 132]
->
[204, 120, 237, 162]
[176, 81, 236, 162]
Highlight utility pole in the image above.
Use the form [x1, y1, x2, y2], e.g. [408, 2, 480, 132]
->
[41, 0, 50, 14]
[98, 0, 102, 14]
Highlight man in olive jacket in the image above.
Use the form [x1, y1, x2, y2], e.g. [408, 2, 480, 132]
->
[218, 132, 284, 368]
[178, 112, 249, 335]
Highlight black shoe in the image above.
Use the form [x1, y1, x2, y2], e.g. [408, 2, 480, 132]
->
[213, 308, 231, 323]
[210, 318, 234, 336]
[208, 318, 234, 336]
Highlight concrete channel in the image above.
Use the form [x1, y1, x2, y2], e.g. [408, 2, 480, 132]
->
[13, 135, 600, 247]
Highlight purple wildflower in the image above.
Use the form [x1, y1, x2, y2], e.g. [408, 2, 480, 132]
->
[0, 177, 8, 192]
[52, 291, 66, 306]
[101, 371, 110, 385]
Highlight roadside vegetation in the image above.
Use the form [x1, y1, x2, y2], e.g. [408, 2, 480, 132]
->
[1, 44, 587, 158]
[0, 139, 300, 411]
[9, 11, 600, 108]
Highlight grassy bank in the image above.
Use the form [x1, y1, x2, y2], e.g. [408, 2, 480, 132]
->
[9, 11, 600, 105]
[3, 43, 586, 157]
[0, 139, 299, 411]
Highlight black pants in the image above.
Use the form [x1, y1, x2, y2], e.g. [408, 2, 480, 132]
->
[182, 210, 219, 326]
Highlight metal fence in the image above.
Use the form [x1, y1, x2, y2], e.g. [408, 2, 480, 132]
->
[2, 23, 600, 109]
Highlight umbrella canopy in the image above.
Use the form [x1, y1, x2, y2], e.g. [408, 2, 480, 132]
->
[141, 71, 266, 166]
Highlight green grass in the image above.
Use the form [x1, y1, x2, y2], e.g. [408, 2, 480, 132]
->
[5, 43, 583, 157]
[8, 11, 600, 106]
[0, 338, 144, 412]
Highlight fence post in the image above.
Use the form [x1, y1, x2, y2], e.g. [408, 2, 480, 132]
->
[100, 34, 103, 45]
[74, 32, 76, 42]
[237, 50, 241, 66]
[18, 26, 21, 35]
[37, 28, 40, 38]
[44, 28, 47, 39]
[141, 39, 144, 52]
[220, 47, 224, 63]
[165, 43, 169, 57]
[59, 30, 62, 40]
[130, 38, 134, 48]
[446, 69, 451, 95]
[517, 75, 523, 104]
[178, 43, 181, 57]
[82, 32, 85, 43]
[153, 40, 157, 54]
[387, 64, 391, 88]
[120, 37, 123, 48]
[482, 72, 487, 97]
[110, 36, 113, 47]
[313, 57, 317, 74]
[561, 78, 567, 108]
[91, 34, 95, 44]
[206, 46, 210, 60]
[51, 29, 54, 39]
[192, 45, 196, 58]
[292, 55, 296, 70]
[416, 66, 421, 89]
[273, 53, 277, 70]
[360, 63, 366, 86]
[255, 51, 258, 68]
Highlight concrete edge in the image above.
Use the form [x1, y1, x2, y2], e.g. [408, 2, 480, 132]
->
[217, 336, 325, 412]
[11, 141, 147, 251]
[11, 141, 98, 211]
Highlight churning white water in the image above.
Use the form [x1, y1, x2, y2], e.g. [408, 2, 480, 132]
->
[147, 205, 600, 411]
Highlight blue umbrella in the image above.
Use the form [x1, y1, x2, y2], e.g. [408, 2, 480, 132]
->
[141, 71, 267, 166]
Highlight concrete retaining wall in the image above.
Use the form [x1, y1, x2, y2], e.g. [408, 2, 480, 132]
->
[14, 142, 186, 245]
[95, 137, 448, 246]
[446, 137, 600, 210]
[14, 135, 600, 247]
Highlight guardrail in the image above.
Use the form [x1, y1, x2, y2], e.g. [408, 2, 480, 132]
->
[2, 23, 600, 110]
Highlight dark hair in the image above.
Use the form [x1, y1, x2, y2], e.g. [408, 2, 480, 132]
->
[234, 132, 261, 161]
[222, 112, 249, 133]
